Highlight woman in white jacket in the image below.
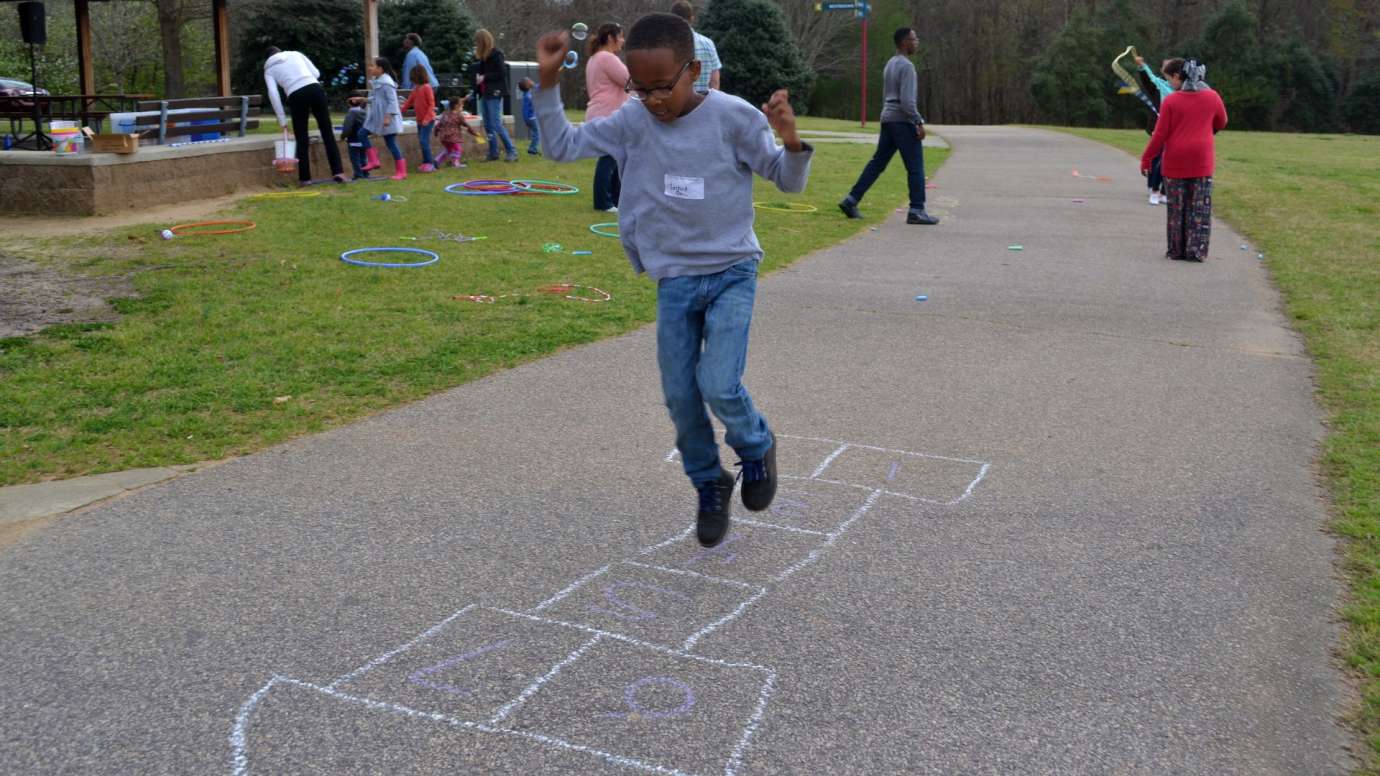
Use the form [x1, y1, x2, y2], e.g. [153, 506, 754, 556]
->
[358, 57, 408, 180]
[263, 47, 345, 184]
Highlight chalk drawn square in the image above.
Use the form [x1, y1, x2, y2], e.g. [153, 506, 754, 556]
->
[497, 637, 771, 775]
[767, 479, 879, 533]
[641, 523, 827, 586]
[773, 435, 854, 479]
[814, 445, 987, 503]
[330, 607, 593, 722]
[540, 563, 762, 650]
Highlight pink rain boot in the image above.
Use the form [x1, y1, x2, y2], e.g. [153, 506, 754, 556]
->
[361, 147, 381, 172]
[390, 159, 408, 180]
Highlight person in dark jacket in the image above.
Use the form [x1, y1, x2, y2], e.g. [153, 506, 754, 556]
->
[473, 28, 519, 162]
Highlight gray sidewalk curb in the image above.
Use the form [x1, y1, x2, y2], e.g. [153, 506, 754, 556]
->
[0, 465, 204, 525]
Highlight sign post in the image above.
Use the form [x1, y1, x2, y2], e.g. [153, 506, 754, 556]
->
[815, 0, 872, 127]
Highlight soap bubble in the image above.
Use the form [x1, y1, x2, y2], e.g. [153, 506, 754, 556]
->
[563, 50, 580, 69]
[571, 22, 589, 41]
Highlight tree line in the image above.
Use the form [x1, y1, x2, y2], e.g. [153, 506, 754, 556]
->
[4, 0, 1375, 133]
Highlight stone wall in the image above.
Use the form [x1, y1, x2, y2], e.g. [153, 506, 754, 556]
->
[0, 129, 449, 217]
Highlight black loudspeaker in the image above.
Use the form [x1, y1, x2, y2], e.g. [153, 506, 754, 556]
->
[19, 2, 46, 46]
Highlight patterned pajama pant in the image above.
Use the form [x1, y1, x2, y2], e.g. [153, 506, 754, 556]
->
[1164, 176, 1213, 261]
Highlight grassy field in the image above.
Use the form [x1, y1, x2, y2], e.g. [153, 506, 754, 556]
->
[0, 136, 937, 486]
[1055, 126, 1380, 768]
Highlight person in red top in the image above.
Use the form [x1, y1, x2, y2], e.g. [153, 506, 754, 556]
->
[1141, 58, 1228, 262]
[402, 63, 438, 172]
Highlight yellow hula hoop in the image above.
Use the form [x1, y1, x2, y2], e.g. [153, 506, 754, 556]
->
[249, 190, 322, 200]
[753, 201, 819, 213]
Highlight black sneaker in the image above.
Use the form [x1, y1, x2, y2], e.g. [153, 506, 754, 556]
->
[838, 197, 862, 219]
[695, 469, 735, 547]
[907, 209, 940, 225]
[737, 434, 778, 512]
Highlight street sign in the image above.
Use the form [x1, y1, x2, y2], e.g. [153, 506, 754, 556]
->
[815, 0, 869, 14]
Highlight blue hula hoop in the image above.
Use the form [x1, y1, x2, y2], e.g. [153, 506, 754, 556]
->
[444, 182, 517, 196]
[589, 222, 620, 238]
[340, 247, 440, 268]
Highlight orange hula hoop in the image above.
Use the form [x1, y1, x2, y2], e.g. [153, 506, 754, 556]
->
[169, 220, 257, 236]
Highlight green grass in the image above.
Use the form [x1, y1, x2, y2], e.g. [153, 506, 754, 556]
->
[1054, 126, 1380, 769]
[0, 141, 943, 485]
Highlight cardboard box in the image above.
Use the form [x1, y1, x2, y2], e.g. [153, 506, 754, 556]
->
[83, 128, 139, 154]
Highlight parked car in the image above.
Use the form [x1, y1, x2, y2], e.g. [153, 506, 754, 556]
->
[0, 78, 49, 109]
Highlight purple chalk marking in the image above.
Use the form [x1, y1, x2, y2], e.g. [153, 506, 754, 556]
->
[770, 494, 810, 519]
[586, 581, 691, 622]
[406, 639, 514, 697]
[602, 676, 696, 720]
[886, 461, 900, 481]
[687, 532, 743, 566]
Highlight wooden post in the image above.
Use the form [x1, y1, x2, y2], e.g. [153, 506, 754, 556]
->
[363, 0, 379, 66]
[75, 0, 95, 97]
[212, 0, 231, 96]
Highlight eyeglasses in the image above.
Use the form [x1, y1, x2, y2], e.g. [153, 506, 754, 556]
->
[625, 61, 692, 102]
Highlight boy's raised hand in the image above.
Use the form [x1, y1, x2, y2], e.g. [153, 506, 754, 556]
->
[536, 31, 570, 90]
[762, 89, 802, 152]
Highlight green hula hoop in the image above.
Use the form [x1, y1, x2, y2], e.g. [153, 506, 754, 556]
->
[589, 222, 620, 238]
[512, 179, 581, 195]
[753, 201, 819, 213]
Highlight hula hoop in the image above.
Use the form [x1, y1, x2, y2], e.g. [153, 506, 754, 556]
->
[169, 220, 256, 236]
[445, 181, 519, 196]
[249, 190, 321, 200]
[340, 247, 440, 268]
[753, 201, 818, 213]
[512, 179, 581, 195]
[589, 222, 620, 238]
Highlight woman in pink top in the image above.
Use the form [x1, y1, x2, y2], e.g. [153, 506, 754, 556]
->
[584, 23, 628, 212]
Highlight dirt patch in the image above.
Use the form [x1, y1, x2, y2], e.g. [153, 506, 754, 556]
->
[0, 192, 246, 241]
[0, 255, 138, 338]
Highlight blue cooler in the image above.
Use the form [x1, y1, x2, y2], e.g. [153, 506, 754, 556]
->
[189, 119, 221, 141]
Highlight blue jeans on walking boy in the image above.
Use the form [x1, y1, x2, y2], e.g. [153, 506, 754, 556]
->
[417, 121, 435, 166]
[848, 121, 927, 211]
[657, 260, 773, 485]
[526, 119, 540, 154]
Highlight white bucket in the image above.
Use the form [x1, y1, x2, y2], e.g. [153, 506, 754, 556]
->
[273, 132, 298, 173]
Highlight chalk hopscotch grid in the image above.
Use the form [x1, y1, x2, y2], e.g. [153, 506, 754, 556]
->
[663, 433, 992, 506]
[231, 435, 990, 775]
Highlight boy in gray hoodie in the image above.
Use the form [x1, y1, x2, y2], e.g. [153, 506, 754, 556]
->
[533, 13, 812, 547]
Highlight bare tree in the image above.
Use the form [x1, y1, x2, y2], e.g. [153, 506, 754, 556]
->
[773, 0, 856, 77]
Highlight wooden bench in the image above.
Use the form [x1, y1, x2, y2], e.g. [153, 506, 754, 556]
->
[131, 96, 262, 144]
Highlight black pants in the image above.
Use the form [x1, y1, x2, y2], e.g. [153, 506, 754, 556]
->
[593, 155, 621, 211]
[848, 121, 927, 210]
[288, 82, 343, 182]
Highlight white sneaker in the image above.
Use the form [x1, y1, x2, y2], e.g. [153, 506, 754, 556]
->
[603, 206, 618, 213]
[1148, 192, 1159, 205]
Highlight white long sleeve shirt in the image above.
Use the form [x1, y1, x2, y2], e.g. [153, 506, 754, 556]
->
[264, 51, 321, 125]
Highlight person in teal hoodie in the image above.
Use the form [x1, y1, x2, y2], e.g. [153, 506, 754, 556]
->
[1135, 53, 1175, 205]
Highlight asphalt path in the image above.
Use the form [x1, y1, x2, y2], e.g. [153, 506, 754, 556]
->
[0, 126, 1354, 775]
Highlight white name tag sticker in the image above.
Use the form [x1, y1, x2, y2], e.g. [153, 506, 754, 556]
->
[664, 175, 705, 200]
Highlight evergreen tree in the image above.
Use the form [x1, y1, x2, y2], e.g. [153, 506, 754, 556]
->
[379, 0, 476, 78]
[700, 0, 815, 111]
[1031, 14, 1111, 127]
[1343, 70, 1380, 133]
[232, 0, 363, 99]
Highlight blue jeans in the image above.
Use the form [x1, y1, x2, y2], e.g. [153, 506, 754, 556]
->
[593, 155, 621, 210]
[347, 142, 366, 176]
[848, 121, 927, 210]
[358, 128, 403, 161]
[657, 260, 772, 485]
[481, 96, 516, 159]
[526, 118, 539, 154]
[417, 121, 434, 165]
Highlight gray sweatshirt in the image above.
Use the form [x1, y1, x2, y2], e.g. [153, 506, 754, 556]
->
[879, 54, 925, 125]
[533, 86, 813, 279]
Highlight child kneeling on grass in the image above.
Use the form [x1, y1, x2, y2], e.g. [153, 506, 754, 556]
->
[533, 13, 813, 547]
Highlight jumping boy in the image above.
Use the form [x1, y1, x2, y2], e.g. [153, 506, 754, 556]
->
[532, 13, 813, 547]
